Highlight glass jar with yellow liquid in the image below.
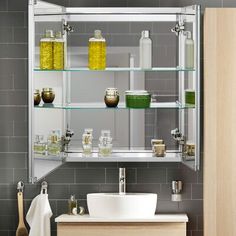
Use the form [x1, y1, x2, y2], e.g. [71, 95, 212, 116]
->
[88, 30, 106, 70]
[53, 31, 64, 70]
[40, 30, 54, 70]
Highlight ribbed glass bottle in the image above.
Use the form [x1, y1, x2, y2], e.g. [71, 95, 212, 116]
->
[88, 30, 106, 70]
[40, 30, 54, 70]
[53, 31, 64, 70]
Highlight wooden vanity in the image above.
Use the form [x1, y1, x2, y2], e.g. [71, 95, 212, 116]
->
[56, 214, 188, 236]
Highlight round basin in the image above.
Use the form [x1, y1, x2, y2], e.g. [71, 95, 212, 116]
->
[87, 193, 157, 218]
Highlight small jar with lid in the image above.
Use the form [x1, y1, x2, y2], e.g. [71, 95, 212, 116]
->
[34, 89, 41, 105]
[41, 88, 55, 104]
[125, 90, 151, 108]
[185, 142, 195, 156]
[104, 88, 119, 107]
[98, 130, 113, 157]
[153, 144, 166, 157]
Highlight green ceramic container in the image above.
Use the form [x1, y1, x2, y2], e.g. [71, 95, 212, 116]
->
[185, 90, 195, 105]
[125, 90, 151, 108]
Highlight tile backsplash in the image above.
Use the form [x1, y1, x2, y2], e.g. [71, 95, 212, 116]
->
[3, 0, 236, 235]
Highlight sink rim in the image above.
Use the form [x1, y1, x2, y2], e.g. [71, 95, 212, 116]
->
[87, 192, 158, 197]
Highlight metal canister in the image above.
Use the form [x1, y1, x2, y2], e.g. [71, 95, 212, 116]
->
[34, 89, 41, 105]
[104, 88, 119, 107]
[41, 88, 55, 103]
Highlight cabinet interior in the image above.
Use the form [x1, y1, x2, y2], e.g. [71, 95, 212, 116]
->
[28, 0, 201, 182]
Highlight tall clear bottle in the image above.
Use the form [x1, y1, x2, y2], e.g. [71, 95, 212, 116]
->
[139, 30, 152, 69]
[53, 31, 64, 70]
[185, 31, 194, 69]
[40, 30, 54, 70]
[82, 128, 93, 157]
[88, 30, 106, 70]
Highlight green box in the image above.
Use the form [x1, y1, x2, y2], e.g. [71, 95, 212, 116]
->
[125, 90, 151, 108]
[185, 90, 195, 105]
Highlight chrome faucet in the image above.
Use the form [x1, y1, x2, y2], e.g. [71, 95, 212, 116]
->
[119, 168, 126, 194]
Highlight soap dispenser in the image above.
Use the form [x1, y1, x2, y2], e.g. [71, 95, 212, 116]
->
[185, 31, 194, 69]
[68, 195, 77, 215]
[139, 30, 152, 69]
[171, 180, 183, 202]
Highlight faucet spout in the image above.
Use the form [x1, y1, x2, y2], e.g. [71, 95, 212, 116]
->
[119, 168, 126, 194]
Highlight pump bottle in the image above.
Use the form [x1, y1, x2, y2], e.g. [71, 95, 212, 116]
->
[139, 30, 152, 69]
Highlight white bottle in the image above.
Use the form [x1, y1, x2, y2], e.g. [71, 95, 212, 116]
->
[139, 30, 152, 69]
[185, 31, 194, 69]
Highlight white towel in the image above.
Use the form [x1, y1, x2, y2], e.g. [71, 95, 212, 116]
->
[26, 193, 53, 236]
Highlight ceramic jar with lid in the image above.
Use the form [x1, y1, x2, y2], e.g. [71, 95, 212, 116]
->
[34, 89, 41, 105]
[42, 88, 55, 103]
[104, 88, 119, 107]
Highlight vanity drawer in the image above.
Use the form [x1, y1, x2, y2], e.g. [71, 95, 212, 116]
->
[57, 222, 186, 236]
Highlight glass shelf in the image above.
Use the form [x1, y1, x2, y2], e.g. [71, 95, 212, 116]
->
[66, 151, 182, 162]
[34, 152, 182, 163]
[34, 67, 195, 72]
[34, 102, 195, 110]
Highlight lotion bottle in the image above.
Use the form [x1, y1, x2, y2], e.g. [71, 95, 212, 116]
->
[185, 31, 194, 69]
[139, 30, 152, 69]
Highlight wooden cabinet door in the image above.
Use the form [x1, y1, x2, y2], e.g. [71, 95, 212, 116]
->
[57, 223, 186, 236]
[204, 8, 236, 236]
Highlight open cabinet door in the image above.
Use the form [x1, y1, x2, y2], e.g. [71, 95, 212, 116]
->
[29, 0, 66, 182]
[204, 8, 236, 236]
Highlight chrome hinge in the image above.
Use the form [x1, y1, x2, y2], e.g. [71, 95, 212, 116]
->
[171, 22, 185, 36]
[63, 22, 74, 35]
[171, 128, 186, 154]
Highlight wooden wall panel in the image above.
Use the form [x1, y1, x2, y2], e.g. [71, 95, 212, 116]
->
[204, 8, 236, 236]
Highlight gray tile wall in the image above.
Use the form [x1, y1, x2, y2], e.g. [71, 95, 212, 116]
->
[1, 0, 234, 235]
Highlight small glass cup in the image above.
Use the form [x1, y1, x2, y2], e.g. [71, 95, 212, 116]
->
[153, 144, 166, 157]
[185, 142, 195, 156]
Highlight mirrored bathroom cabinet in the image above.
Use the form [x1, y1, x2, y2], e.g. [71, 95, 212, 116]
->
[28, 0, 201, 182]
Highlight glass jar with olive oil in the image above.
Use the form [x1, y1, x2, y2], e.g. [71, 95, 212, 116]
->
[53, 31, 64, 70]
[40, 30, 54, 70]
[88, 30, 106, 70]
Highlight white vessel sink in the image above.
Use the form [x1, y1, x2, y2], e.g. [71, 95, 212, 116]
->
[87, 193, 157, 218]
